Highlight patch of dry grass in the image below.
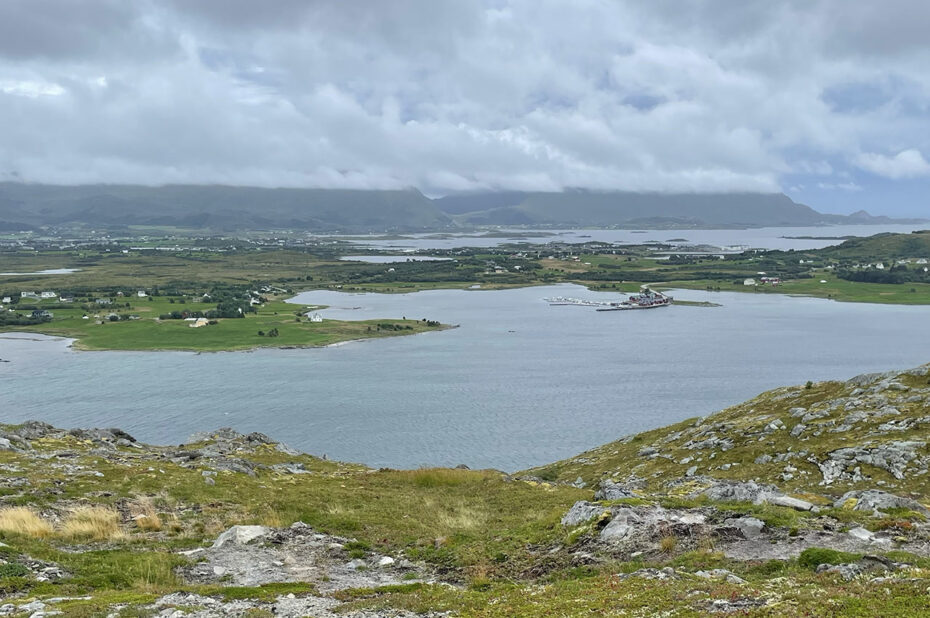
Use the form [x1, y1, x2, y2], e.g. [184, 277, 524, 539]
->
[61, 506, 124, 541]
[424, 498, 488, 531]
[660, 535, 678, 554]
[0, 506, 53, 538]
[129, 497, 163, 532]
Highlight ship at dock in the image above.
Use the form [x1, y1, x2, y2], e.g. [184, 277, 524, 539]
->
[545, 285, 673, 311]
[595, 286, 672, 311]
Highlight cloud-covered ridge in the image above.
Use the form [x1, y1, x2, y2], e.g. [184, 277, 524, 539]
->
[0, 1, 928, 214]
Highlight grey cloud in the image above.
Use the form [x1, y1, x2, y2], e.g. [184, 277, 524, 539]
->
[0, 0, 928, 205]
[0, 0, 178, 62]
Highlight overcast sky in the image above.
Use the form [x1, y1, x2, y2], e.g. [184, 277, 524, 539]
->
[1, 1, 929, 215]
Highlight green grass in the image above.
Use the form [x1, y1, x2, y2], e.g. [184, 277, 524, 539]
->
[1, 298, 447, 351]
[659, 274, 930, 305]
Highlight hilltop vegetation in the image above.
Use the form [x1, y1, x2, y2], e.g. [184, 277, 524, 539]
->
[3, 365, 930, 615]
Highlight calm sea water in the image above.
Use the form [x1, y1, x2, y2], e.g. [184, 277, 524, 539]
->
[2, 285, 929, 471]
[343, 224, 924, 251]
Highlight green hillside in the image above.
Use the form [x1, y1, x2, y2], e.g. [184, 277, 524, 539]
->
[4, 364, 930, 615]
[0, 183, 451, 233]
[437, 190, 925, 228]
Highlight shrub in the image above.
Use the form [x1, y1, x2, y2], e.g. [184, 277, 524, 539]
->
[798, 547, 861, 570]
[0, 563, 30, 578]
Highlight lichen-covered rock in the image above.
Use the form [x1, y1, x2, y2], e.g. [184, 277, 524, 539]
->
[834, 489, 930, 515]
[697, 479, 780, 504]
[561, 501, 606, 527]
[594, 480, 635, 501]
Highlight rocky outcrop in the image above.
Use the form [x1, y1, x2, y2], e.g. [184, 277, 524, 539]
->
[834, 489, 930, 515]
[180, 522, 427, 592]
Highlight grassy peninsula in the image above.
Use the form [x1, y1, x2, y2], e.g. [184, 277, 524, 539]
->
[6, 297, 445, 352]
[3, 364, 930, 615]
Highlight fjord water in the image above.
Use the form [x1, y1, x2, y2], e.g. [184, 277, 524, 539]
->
[346, 224, 923, 251]
[2, 284, 929, 471]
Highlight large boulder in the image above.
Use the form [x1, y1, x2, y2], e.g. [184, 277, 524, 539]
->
[594, 480, 636, 501]
[212, 525, 272, 549]
[834, 490, 930, 515]
[697, 479, 780, 504]
[10, 420, 56, 440]
[561, 501, 607, 527]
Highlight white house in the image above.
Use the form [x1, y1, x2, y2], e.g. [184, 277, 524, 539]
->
[137, 290, 147, 297]
[21, 291, 38, 299]
[305, 312, 323, 323]
[40, 291, 57, 299]
[1, 296, 10, 304]
[743, 278, 757, 286]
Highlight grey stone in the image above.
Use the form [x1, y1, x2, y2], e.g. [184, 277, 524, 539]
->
[599, 519, 633, 542]
[834, 489, 930, 515]
[724, 516, 765, 539]
[11, 421, 55, 440]
[699, 479, 780, 504]
[847, 527, 874, 542]
[765, 495, 814, 511]
[212, 525, 272, 549]
[817, 563, 863, 581]
[275, 442, 301, 456]
[816, 441, 924, 483]
[617, 567, 678, 580]
[765, 419, 785, 431]
[694, 568, 747, 584]
[594, 480, 635, 501]
[802, 409, 830, 422]
[561, 501, 605, 527]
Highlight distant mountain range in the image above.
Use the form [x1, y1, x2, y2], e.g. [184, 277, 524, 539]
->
[434, 191, 926, 228]
[0, 183, 448, 233]
[0, 183, 923, 233]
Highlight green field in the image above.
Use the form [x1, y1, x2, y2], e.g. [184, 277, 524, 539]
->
[652, 273, 930, 304]
[1, 297, 446, 352]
